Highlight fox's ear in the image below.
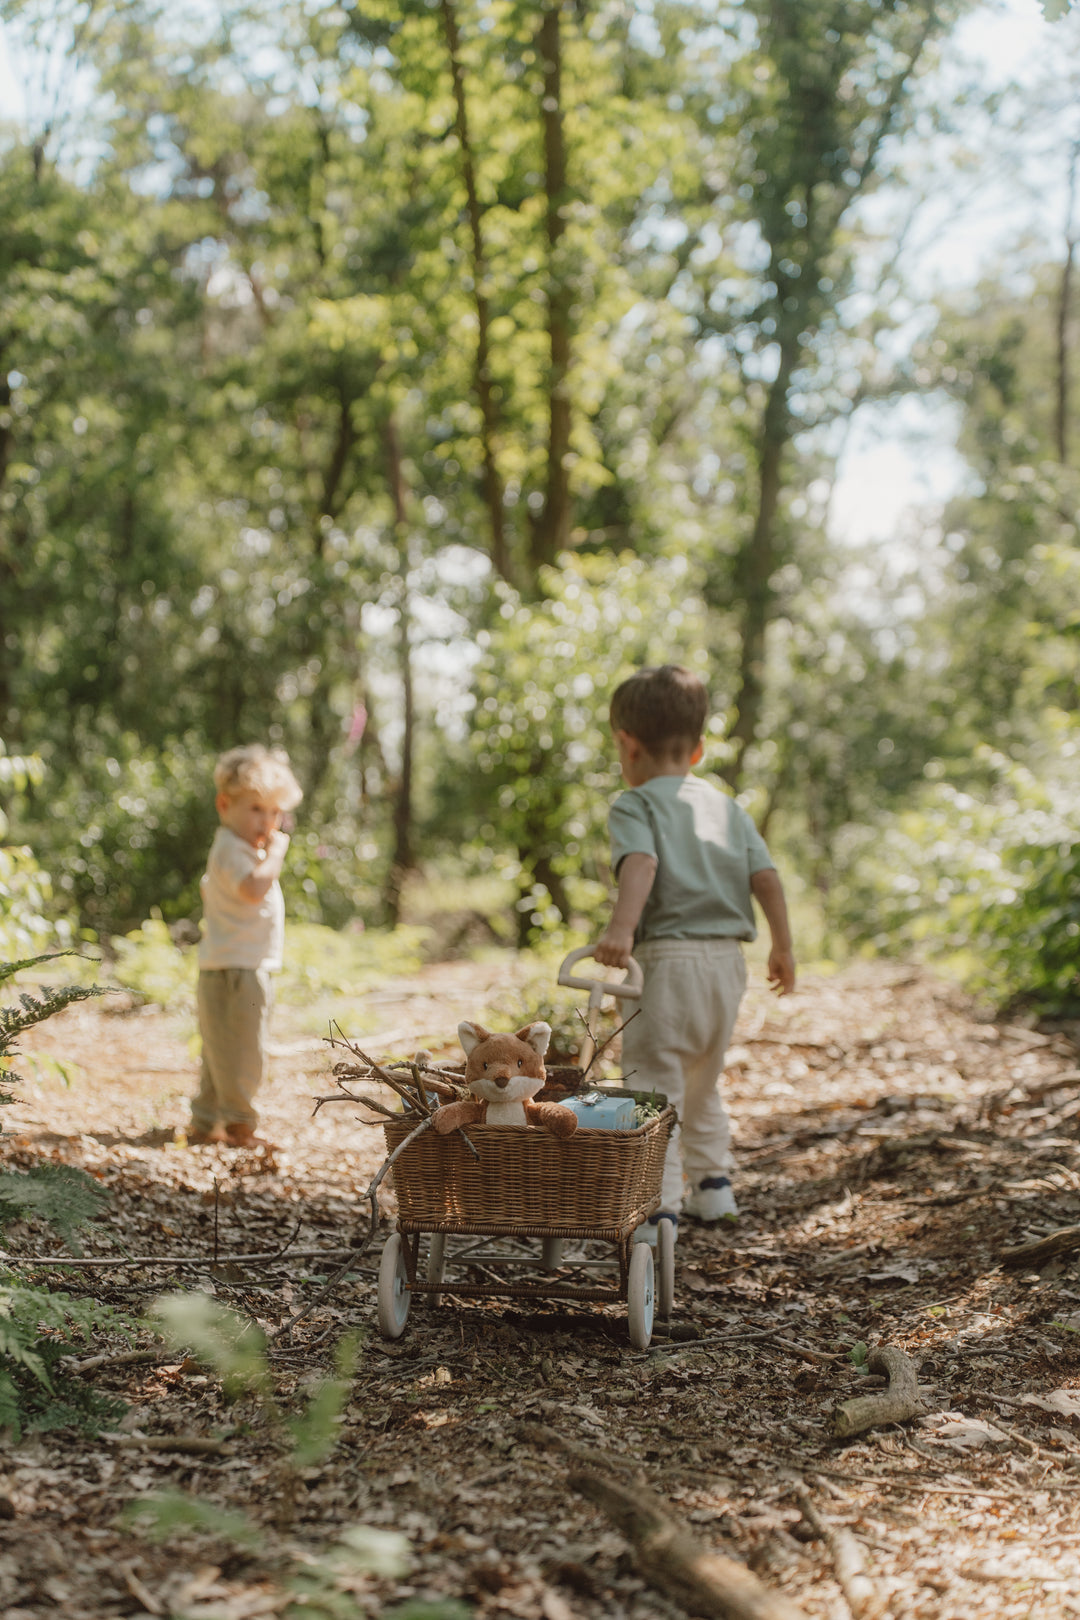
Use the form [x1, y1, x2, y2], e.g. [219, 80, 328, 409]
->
[458, 1021, 489, 1057]
[516, 1021, 551, 1059]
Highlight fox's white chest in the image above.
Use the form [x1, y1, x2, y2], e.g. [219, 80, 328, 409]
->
[483, 1099, 528, 1129]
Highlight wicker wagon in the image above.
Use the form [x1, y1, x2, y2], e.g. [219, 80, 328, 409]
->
[376, 1095, 677, 1349]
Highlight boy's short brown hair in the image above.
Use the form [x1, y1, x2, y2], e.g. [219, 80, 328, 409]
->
[609, 665, 708, 757]
[214, 745, 303, 810]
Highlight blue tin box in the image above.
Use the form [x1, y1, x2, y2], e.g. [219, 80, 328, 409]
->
[563, 1091, 637, 1131]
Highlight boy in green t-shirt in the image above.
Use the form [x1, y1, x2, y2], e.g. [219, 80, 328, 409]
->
[594, 665, 795, 1238]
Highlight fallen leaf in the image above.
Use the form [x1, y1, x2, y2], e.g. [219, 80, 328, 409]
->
[922, 1414, 1008, 1450]
[1021, 1390, 1080, 1418]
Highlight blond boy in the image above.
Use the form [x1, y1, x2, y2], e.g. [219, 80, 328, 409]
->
[595, 666, 795, 1235]
[188, 745, 303, 1147]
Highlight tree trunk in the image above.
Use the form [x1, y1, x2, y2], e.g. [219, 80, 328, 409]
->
[439, 0, 513, 584]
[383, 415, 415, 926]
[1056, 142, 1078, 467]
[725, 335, 798, 788]
[529, 1, 572, 578]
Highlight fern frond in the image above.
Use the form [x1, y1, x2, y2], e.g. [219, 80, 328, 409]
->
[0, 1165, 108, 1253]
[0, 983, 104, 1044]
[0, 954, 76, 987]
[0, 1371, 22, 1438]
[0, 1279, 135, 1437]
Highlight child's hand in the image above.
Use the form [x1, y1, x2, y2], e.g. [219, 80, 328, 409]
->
[594, 926, 634, 969]
[766, 946, 796, 996]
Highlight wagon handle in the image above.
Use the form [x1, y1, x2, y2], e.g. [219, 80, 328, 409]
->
[557, 947, 643, 1000]
[557, 948, 643, 1071]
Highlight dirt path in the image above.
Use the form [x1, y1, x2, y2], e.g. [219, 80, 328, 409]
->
[4, 960, 1080, 1619]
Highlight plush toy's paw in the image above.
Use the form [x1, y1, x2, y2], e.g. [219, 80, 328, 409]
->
[525, 1100, 578, 1139]
[432, 1100, 484, 1134]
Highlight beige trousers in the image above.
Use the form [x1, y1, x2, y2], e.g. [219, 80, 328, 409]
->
[193, 968, 272, 1131]
[620, 938, 746, 1212]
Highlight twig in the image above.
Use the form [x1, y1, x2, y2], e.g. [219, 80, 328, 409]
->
[833, 1346, 923, 1439]
[213, 1178, 220, 1267]
[647, 1326, 781, 1355]
[579, 1007, 641, 1083]
[273, 1111, 438, 1344]
[1, 1245, 357, 1270]
[326, 1025, 431, 1116]
[63, 1347, 170, 1375]
[118, 1563, 164, 1616]
[312, 1088, 400, 1120]
[795, 1491, 885, 1619]
[103, 1433, 232, 1456]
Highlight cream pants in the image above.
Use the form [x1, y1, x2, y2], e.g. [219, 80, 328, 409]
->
[620, 938, 746, 1213]
[193, 967, 272, 1131]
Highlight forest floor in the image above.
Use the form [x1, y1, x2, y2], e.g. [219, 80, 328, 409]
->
[4, 955, 1080, 1620]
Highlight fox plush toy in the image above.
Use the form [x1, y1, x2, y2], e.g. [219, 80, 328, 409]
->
[431, 1021, 578, 1138]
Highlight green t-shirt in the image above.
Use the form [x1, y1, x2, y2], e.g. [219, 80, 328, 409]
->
[608, 774, 775, 943]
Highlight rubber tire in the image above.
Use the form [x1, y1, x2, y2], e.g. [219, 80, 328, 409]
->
[627, 1241, 655, 1350]
[426, 1232, 447, 1306]
[377, 1233, 411, 1339]
[656, 1215, 675, 1321]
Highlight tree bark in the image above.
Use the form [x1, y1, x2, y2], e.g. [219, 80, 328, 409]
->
[529, 1, 573, 577]
[725, 334, 798, 788]
[1056, 141, 1078, 466]
[439, 0, 512, 584]
[383, 414, 415, 925]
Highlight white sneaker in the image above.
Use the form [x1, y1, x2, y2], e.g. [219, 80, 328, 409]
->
[633, 1212, 678, 1245]
[682, 1176, 738, 1224]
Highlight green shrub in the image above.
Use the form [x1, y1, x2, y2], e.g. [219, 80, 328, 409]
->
[828, 748, 1080, 1012]
[111, 913, 198, 1009]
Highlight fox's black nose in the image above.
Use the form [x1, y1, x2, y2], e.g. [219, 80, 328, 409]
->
[494, 1073, 510, 1089]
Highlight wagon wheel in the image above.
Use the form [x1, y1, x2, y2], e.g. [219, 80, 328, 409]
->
[377, 1233, 411, 1338]
[426, 1232, 447, 1306]
[627, 1241, 655, 1349]
[655, 1216, 675, 1321]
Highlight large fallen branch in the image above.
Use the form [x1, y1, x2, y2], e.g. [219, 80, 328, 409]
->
[569, 1469, 809, 1620]
[1002, 1224, 1080, 1269]
[833, 1346, 922, 1439]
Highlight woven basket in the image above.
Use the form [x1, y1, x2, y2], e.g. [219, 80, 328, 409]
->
[383, 1107, 675, 1232]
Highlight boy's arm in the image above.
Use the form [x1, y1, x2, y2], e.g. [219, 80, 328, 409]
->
[238, 829, 290, 903]
[594, 853, 657, 968]
[750, 868, 795, 994]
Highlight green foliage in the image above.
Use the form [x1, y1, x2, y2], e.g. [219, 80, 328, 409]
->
[104, 917, 430, 1012]
[134, 1299, 472, 1615]
[124, 1489, 262, 1548]
[110, 913, 197, 1009]
[0, 1164, 109, 1255]
[0, 1282, 131, 1440]
[828, 745, 1080, 1012]
[288, 1333, 361, 1468]
[278, 923, 430, 1004]
[445, 552, 709, 944]
[0, 741, 74, 957]
[0, 954, 123, 1435]
[848, 1341, 870, 1374]
[0, 952, 103, 1092]
[150, 1293, 273, 1404]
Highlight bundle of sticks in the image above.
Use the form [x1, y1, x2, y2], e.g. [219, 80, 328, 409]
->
[313, 1024, 469, 1125]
